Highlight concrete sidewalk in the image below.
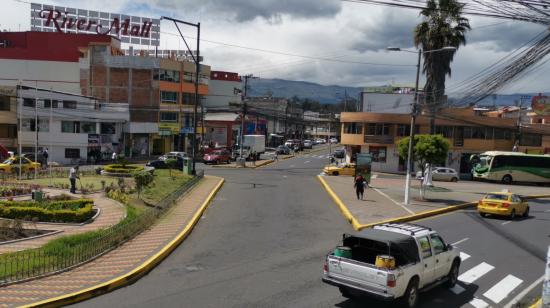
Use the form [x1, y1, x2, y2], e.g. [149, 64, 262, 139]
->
[320, 174, 550, 227]
[0, 176, 223, 307]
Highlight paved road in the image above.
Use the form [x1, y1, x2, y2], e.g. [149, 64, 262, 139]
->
[74, 147, 549, 308]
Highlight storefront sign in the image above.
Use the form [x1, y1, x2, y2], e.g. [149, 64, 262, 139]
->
[532, 95, 550, 116]
[87, 134, 100, 147]
[31, 3, 160, 46]
[158, 123, 179, 134]
[180, 127, 194, 134]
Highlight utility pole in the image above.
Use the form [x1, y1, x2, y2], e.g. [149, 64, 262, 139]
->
[240, 74, 256, 159]
[328, 112, 332, 164]
[404, 49, 421, 206]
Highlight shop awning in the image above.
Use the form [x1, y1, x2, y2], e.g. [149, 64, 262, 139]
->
[205, 112, 240, 122]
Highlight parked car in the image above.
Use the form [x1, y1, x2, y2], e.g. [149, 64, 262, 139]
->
[332, 149, 345, 159]
[416, 167, 459, 182]
[316, 138, 326, 144]
[478, 191, 529, 219]
[0, 156, 42, 173]
[323, 163, 356, 176]
[323, 223, 460, 308]
[159, 151, 187, 161]
[303, 140, 313, 149]
[276, 145, 291, 155]
[146, 156, 184, 169]
[203, 150, 231, 164]
[329, 138, 338, 144]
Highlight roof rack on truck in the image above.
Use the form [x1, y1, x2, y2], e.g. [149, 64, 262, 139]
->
[373, 223, 432, 236]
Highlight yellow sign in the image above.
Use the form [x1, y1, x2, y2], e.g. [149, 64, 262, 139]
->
[158, 123, 179, 134]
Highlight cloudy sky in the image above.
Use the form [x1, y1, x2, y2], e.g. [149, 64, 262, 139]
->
[2, 0, 548, 94]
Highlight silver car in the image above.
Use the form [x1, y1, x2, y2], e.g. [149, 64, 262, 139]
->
[416, 167, 459, 182]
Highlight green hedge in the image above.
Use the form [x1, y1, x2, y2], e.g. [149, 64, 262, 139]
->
[103, 164, 144, 174]
[0, 199, 94, 223]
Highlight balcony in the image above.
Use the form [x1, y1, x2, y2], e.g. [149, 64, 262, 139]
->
[364, 135, 394, 144]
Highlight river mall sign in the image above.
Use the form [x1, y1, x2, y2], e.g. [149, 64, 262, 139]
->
[31, 3, 160, 46]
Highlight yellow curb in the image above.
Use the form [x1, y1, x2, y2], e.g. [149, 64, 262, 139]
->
[523, 194, 550, 200]
[356, 202, 476, 230]
[529, 298, 542, 308]
[317, 175, 362, 230]
[253, 159, 275, 169]
[23, 176, 225, 308]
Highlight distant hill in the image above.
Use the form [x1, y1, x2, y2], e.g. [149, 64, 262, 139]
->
[246, 78, 540, 107]
[247, 78, 362, 104]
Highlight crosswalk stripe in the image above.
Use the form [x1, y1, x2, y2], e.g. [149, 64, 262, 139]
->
[450, 284, 466, 295]
[483, 274, 523, 304]
[469, 297, 490, 308]
[458, 262, 494, 284]
[460, 252, 471, 261]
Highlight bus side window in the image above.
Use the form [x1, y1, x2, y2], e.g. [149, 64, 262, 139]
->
[492, 156, 502, 168]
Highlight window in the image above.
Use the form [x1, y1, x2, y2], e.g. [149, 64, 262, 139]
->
[520, 133, 542, 147]
[61, 121, 80, 133]
[0, 124, 16, 138]
[366, 123, 390, 135]
[183, 72, 194, 82]
[62, 100, 77, 109]
[43, 99, 58, 108]
[418, 236, 432, 258]
[430, 234, 446, 254]
[182, 93, 197, 105]
[21, 118, 49, 132]
[100, 123, 116, 134]
[435, 126, 453, 138]
[160, 112, 178, 122]
[0, 95, 10, 111]
[369, 146, 387, 163]
[494, 129, 512, 140]
[344, 123, 362, 134]
[23, 98, 35, 108]
[397, 124, 414, 137]
[161, 91, 178, 104]
[80, 122, 96, 134]
[65, 148, 80, 159]
[154, 69, 180, 82]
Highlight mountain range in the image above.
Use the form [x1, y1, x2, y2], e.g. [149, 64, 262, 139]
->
[247, 78, 539, 107]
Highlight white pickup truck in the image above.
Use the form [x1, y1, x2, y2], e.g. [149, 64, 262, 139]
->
[322, 223, 461, 308]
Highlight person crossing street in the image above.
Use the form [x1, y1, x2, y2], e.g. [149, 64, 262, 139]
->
[354, 174, 366, 200]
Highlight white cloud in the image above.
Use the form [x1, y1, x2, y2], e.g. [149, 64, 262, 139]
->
[1, 0, 548, 94]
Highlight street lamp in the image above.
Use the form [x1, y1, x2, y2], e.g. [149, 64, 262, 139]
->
[387, 46, 456, 206]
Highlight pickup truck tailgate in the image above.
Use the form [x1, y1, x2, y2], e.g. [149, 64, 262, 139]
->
[325, 255, 390, 295]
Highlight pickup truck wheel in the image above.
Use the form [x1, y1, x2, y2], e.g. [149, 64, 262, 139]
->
[523, 206, 529, 218]
[445, 261, 460, 288]
[338, 286, 353, 299]
[332, 171, 339, 176]
[401, 278, 419, 308]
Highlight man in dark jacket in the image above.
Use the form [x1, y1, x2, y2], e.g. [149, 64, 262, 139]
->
[354, 174, 366, 200]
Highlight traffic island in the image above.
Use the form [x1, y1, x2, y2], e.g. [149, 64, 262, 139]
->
[0, 176, 224, 307]
[210, 159, 274, 169]
[318, 174, 550, 231]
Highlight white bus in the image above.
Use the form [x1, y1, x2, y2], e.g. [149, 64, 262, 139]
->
[472, 151, 550, 184]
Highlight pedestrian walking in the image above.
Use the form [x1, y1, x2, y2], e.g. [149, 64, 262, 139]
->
[274, 151, 278, 161]
[354, 174, 366, 200]
[111, 151, 117, 161]
[42, 148, 49, 168]
[69, 165, 79, 194]
[251, 151, 257, 166]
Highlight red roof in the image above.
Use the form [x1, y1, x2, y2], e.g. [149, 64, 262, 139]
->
[210, 71, 241, 82]
[0, 31, 113, 62]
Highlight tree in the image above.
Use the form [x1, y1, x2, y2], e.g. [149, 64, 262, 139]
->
[133, 171, 154, 199]
[414, 0, 470, 133]
[397, 134, 450, 172]
[165, 158, 178, 177]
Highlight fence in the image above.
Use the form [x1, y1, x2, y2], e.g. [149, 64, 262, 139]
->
[0, 170, 204, 286]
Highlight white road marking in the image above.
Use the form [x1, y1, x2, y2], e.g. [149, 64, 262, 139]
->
[501, 221, 512, 225]
[452, 238, 469, 246]
[372, 188, 415, 214]
[305, 161, 310, 164]
[544, 209, 550, 212]
[483, 274, 523, 304]
[282, 175, 287, 178]
[290, 165, 295, 168]
[503, 275, 545, 308]
[458, 262, 494, 284]
[460, 252, 471, 261]
[450, 284, 466, 295]
[469, 298, 490, 308]
[371, 174, 378, 179]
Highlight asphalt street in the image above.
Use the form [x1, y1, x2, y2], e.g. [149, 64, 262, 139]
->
[74, 147, 550, 308]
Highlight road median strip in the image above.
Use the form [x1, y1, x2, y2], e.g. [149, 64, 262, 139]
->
[22, 177, 225, 308]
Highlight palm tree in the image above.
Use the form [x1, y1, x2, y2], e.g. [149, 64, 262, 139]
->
[414, 0, 470, 133]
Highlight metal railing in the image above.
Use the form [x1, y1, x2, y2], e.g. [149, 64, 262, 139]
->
[0, 170, 204, 286]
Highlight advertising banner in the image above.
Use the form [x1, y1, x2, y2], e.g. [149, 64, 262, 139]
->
[532, 95, 550, 116]
[31, 2, 160, 46]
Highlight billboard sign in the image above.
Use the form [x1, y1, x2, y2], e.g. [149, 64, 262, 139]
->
[30, 3, 160, 46]
[532, 95, 550, 116]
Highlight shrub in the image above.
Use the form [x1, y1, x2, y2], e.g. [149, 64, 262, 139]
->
[134, 171, 154, 198]
[0, 199, 94, 223]
[103, 164, 144, 174]
[106, 189, 129, 205]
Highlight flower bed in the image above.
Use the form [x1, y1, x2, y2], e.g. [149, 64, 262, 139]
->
[103, 164, 144, 174]
[0, 182, 41, 197]
[0, 199, 94, 223]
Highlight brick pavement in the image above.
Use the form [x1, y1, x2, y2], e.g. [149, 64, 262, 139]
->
[0, 176, 222, 307]
[0, 189, 125, 253]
